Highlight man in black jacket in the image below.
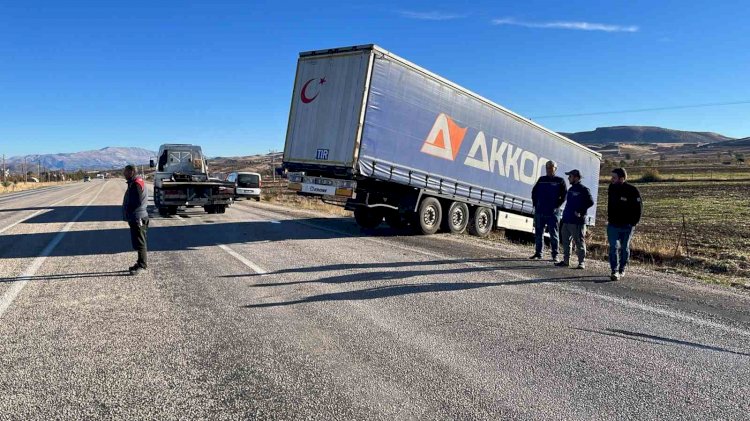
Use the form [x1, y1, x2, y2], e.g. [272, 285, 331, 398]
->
[555, 169, 594, 269]
[530, 160, 567, 261]
[122, 165, 149, 275]
[607, 168, 642, 281]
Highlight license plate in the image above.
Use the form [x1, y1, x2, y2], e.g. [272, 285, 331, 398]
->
[301, 183, 336, 195]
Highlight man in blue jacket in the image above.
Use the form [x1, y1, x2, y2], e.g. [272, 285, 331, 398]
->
[607, 168, 643, 281]
[530, 160, 567, 261]
[555, 169, 594, 269]
[122, 165, 149, 275]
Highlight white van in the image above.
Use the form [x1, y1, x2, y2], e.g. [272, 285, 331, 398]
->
[226, 172, 262, 201]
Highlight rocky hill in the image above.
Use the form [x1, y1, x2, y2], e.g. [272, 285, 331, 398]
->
[559, 126, 734, 144]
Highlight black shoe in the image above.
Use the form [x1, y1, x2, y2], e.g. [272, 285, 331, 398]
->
[129, 265, 147, 275]
[554, 261, 569, 267]
[529, 254, 542, 260]
[128, 264, 140, 272]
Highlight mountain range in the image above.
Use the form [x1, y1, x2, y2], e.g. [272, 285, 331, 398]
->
[6, 147, 155, 172]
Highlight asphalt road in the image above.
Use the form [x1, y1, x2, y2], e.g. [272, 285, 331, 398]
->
[1, 180, 748, 420]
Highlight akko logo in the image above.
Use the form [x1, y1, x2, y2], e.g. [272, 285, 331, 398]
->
[300, 77, 326, 104]
[420, 112, 552, 187]
[420, 113, 468, 161]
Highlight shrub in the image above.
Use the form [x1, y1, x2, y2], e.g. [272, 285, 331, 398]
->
[637, 168, 663, 183]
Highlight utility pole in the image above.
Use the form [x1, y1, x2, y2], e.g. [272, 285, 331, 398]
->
[269, 149, 276, 182]
[23, 157, 27, 183]
[2, 154, 5, 184]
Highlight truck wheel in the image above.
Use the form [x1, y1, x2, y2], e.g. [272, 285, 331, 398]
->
[443, 201, 469, 234]
[158, 207, 169, 217]
[468, 206, 494, 238]
[354, 207, 383, 229]
[204, 205, 215, 214]
[217, 205, 226, 214]
[255, 197, 261, 202]
[384, 211, 406, 229]
[417, 197, 442, 235]
[168, 206, 178, 216]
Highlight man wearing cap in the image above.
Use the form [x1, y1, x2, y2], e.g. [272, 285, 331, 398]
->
[607, 168, 643, 281]
[555, 169, 594, 269]
[530, 160, 567, 261]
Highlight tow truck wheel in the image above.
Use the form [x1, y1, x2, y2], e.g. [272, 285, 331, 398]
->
[217, 205, 226, 214]
[168, 206, 178, 216]
[158, 207, 169, 217]
[417, 197, 442, 235]
[204, 205, 215, 214]
[354, 207, 383, 229]
[467, 206, 493, 238]
[443, 201, 469, 234]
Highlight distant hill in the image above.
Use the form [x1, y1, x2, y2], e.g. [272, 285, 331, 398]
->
[7, 147, 156, 171]
[559, 126, 735, 144]
[696, 137, 750, 149]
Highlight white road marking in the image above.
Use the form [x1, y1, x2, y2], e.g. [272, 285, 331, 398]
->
[0, 183, 99, 234]
[0, 182, 109, 319]
[218, 244, 267, 275]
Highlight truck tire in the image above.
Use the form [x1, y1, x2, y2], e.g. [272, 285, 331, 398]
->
[468, 206, 493, 238]
[204, 205, 215, 214]
[417, 197, 442, 235]
[255, 197, 261, 202]
[354, 207, 383, 229]
[384, 210, 406, 229]
[217, 205, 226, 214]
[158, 207, 169, 217]
[443, 201, 469, 234]
[168, 206, 178, 216]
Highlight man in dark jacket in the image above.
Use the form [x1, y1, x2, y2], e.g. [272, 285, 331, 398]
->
[530, 160, 567, 261]
[555, 169, 594, 269]
[122, 165, 149, 275]
[607, 168, 643, 281]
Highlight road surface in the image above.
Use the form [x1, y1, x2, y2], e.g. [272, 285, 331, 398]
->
[1, 180, 748, 420]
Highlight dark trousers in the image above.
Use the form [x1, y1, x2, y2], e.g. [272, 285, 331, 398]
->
[533, 212, 560, 257]
[607, 224, 634, 273]
[128, 218, 149, 268]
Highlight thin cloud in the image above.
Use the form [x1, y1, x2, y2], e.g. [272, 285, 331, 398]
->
[398, 10, 468, 21]
[492, 17, 638, 33]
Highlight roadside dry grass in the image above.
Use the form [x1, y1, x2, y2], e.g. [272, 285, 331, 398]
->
[0, 181, 70, 195]
[262, 192, 352, 217]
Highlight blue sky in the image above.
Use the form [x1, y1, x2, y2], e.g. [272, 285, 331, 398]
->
[1, 0, 749, 157]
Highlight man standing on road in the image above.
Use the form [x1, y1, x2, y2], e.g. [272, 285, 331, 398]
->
[555, 169, 594, 269]
[607, 168, 643, 281]
[530, 160, 567, 262]
[122, 164, 149, 275]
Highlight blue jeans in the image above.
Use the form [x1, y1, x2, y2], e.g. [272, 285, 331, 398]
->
[607, 224, 635, 273]
[534, 212, 560, 257]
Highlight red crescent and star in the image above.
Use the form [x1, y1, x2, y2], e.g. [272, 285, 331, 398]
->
[301, 77, 326, 103]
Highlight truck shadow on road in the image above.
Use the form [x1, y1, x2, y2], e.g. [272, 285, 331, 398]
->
[0, 216, 427, 258]
[574, 327, 750, 357]
[0, 205, 125, 223]
[221, 257, 539, 280]
[243, 275, 607, 308]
